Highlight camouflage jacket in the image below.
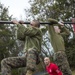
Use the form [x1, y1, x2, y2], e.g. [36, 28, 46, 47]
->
[48, 18, 70, 52]
[17, 24, 42, 52]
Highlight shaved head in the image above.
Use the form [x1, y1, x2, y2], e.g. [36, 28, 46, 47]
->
[30, 20, 40, 28]
[44, 57, 50, 66]
[44, 57, 50, 61]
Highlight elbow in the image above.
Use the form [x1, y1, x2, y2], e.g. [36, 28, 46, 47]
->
[67, 32, 70, 37]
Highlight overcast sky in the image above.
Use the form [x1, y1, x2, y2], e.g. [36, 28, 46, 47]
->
[0, 0, 31, 20]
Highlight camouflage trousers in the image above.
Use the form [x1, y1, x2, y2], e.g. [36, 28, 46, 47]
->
[1, 48, 40, 75]
[54, 51, 72, 75]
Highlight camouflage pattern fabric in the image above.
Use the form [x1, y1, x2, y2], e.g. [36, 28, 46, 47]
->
[54, 51, 72, 75]
[1, 48, 40, 75]
[26, 48, 40, 71]
[1, 56, 26, 75]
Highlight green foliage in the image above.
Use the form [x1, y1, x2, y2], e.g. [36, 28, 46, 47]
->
[25, 0, 56, 21]
[65, 38, 75, 69]
[54, 0, 75, 20]
[72, 70, 75, 75]
[0, 2, 19, 63]
[25, 0, 75, 21]
[0, 3, 22, 74]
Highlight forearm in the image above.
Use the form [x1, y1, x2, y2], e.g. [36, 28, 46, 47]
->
[57, 21, 70, 36]
[48, 18, 58, 24]
[61, 26, 70, 36]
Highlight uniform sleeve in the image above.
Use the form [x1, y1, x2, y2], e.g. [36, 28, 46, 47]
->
[60, 26, 70, 36]
[48, 18, 58, 36]
[48, 18, 58, 24]
[41, 26, 47, 35]
[23, 27, 40, 36]
[49, 25, 55, 34]
[53, 64, 63, 75]
[17, 24, 26, 41]
[17, 24, 40, 38]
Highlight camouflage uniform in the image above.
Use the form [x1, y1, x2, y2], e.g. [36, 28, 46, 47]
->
[1, 24, 42, 75]
[1, 48, 40, 75]
[26, 48, 40, 71]
[48, 18, 72, 75]
[1, 56, 26, 75]
[54, 51, 72, 75]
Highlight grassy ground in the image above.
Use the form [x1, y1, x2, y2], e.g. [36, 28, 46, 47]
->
[72, 70, 75, 75]
[0, 70, 75, 75]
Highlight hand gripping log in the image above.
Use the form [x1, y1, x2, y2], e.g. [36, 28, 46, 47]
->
[0, 21, 75, 24]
